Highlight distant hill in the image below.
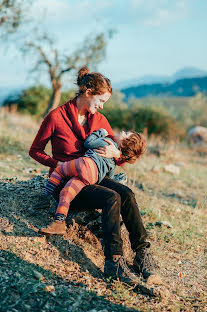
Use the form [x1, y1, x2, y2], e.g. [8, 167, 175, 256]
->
[121, 76, 207, 99]
[114, 67, 207, 89]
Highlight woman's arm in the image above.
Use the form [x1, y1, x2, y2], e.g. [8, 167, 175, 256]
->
[94, 139, 121, 158]
[95, 114, 124, 164]
[29, 112, 58, 168]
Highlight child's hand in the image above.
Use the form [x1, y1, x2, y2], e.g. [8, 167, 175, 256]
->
[102, 129, 108, 136]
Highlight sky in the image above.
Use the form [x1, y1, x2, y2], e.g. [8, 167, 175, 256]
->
[0, 0, 206, 89]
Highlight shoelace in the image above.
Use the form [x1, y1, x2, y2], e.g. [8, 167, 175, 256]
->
[117, 257, 138, 282]
[139, 248, 154, 272]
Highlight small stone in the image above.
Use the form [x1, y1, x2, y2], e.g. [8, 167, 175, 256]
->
[44, 285, 55, 292]
[151, 165, 161, 173]
[158, 288, 171, 299]
[164, 164, 180, 175]
[155, 221, 173, 228]
[147, 274, 163, 285]
[33, 270, 43, 280]
[169, 191, 185, 198]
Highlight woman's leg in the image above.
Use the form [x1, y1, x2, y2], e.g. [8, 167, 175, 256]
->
[99, 176, 148, 251]
[98, 177, 156, 280]
[69, 183, 124, 258]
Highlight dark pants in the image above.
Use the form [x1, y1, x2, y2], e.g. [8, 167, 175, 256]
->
[54, 176, 148, 259]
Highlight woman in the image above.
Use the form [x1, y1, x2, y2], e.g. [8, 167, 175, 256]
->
[29, 66, 154, 285]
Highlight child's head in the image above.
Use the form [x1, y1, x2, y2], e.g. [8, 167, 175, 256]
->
[117, 131, 146, 163]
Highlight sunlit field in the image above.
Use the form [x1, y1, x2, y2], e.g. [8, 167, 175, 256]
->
[0, 111, 206, 311]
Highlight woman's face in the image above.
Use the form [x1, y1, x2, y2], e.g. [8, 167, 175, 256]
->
[86, 91, 111, 114]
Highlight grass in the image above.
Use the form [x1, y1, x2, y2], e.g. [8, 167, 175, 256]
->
[0, 111, 206, 311]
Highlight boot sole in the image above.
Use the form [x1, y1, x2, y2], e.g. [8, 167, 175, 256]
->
[38, 230, 66, 236]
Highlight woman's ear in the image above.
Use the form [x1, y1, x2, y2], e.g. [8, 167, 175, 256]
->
[85, 89, 92, 97]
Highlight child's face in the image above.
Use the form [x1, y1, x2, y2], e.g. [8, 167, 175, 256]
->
[116, 131, 137, 164]
[117, 131, 133, 143]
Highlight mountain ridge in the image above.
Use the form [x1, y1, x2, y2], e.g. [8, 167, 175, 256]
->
[121, 75, 207, 99]
[114, 67, 207, 89]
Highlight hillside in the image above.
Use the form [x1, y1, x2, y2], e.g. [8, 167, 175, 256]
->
[0, 112, 206, 311]
[122, 76, 207, 99]
[114, 67, 207, 90]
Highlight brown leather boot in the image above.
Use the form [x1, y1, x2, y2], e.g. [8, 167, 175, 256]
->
[38, 221, 66, 235]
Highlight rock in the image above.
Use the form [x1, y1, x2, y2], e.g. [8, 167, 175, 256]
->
[157, 288, 171, 299]
[147, 274, 163, 285]
[155, 221, 173, 228]
[138, 183, 146, 191]
[151, 165, 161, 173]
[33, 270, 44, 280]
[24, 168, 41, 174]
[187, 126, 207, 144]
[169, 191, 185, 199]
[164, 164, 180, 175]
[175, 162, 186, 167]
[44, 285, 55, 292]
[148, 146, 161, 157]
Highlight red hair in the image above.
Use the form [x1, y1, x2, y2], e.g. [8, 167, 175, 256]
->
[76, 66, 112, 96]
[120, 132, 146, 162]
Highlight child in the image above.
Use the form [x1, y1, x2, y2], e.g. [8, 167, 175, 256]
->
[38, 128, 146, 235]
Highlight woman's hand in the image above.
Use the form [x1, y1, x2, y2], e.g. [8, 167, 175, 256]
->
[94, 139, 121, 158]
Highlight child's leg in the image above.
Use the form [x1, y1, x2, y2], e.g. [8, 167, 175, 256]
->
[43, 158, 84, 196]
[43, 166, 65, 196]
[38, 157, 98, 235]
[55, 176, 87, 219]
[54, 157, 98, 220]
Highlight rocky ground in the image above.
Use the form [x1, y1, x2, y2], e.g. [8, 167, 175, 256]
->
[0, 112, 206, 311]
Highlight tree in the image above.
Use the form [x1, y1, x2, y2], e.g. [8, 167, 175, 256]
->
[24, 31, 112, 116]
[0, 0, 30, 37]
[3, 85, 76, 118]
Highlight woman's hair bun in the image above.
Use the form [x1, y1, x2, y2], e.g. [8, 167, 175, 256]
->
[77, 66, 90, 85]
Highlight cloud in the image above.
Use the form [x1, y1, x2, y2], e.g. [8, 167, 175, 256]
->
[130, 0, 189, 27]
[31, 0, 112, 23]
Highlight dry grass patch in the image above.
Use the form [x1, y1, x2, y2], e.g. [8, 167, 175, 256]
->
[0, 112, 206, 311]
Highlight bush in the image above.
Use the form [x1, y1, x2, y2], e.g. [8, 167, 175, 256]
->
[102, 106, 185, 140]
[3, 86, 76, 118]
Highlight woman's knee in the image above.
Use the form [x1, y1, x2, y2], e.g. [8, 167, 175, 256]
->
[102, 190, 121, 216]
[108, 189, 121, 203]
[121, 186, 137, 207]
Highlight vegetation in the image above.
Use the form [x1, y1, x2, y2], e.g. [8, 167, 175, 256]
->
[23, 32, 112, 115]
[0, 0, 30, 36]
[4, 88, 207, 139]
[3, 86, 76, 118]
[0, 111, 206, 311]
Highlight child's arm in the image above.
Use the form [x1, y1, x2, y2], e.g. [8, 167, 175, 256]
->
[84, 129, 112, 149]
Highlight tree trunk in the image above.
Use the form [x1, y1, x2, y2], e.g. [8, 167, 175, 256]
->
[44, 87, 62, 117]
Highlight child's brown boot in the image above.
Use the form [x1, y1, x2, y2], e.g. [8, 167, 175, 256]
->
[38, 221, 66, 235]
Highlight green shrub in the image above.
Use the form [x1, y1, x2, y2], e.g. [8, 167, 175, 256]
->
[102, 106, 185, 140]
[3, 86, 76, 118]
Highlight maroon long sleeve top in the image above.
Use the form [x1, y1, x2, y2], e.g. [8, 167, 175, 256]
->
[29, 97, 123, 175]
